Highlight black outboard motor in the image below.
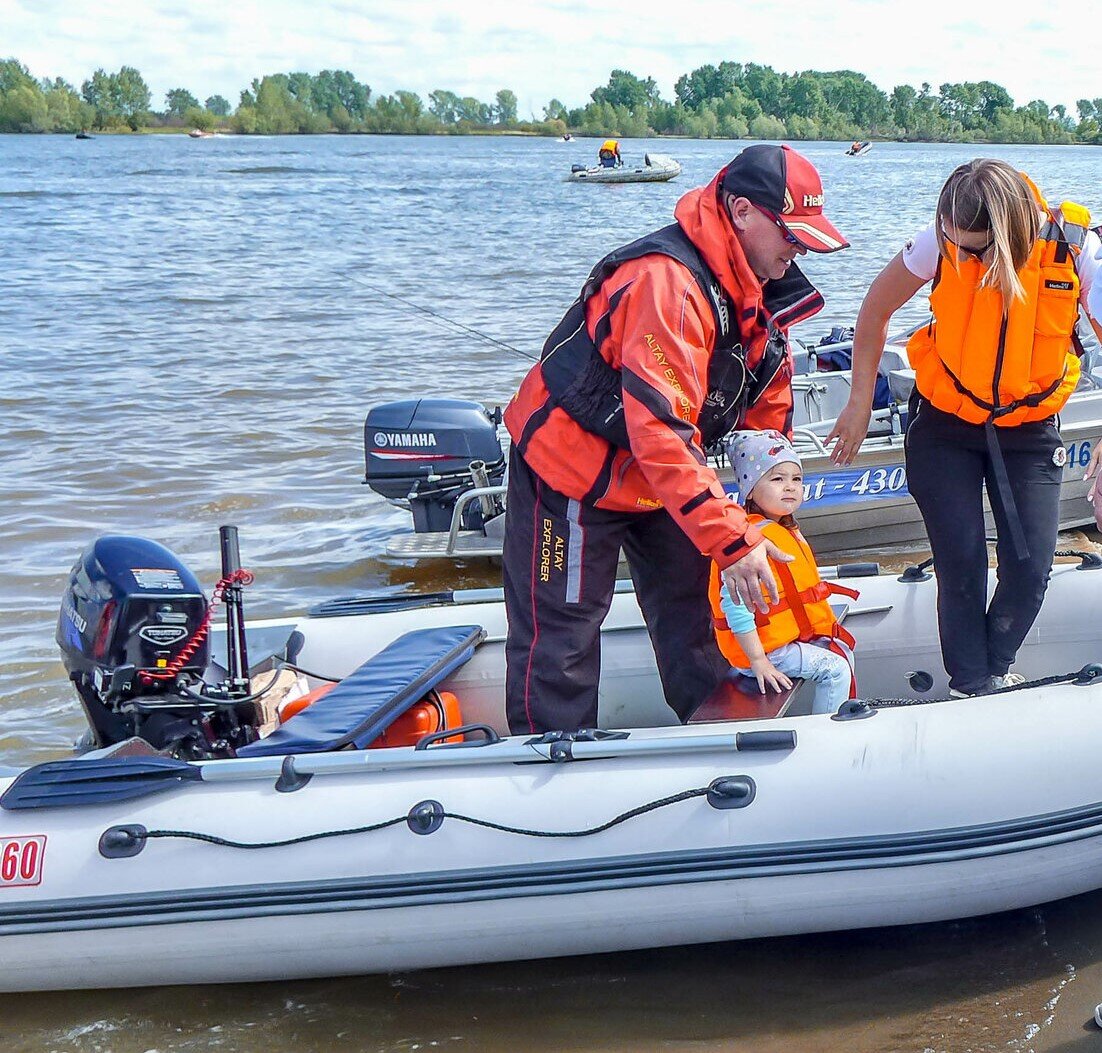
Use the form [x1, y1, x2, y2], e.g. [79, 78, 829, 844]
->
[364, 398, 506, 533]
[57, 532, 261, 758]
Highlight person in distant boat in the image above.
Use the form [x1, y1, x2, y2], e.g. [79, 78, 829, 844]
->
[711, 430, 857, 713]
[597, 139, 622, 168]
[828, 159, 1102, 697]
[502, 144, 849, 735]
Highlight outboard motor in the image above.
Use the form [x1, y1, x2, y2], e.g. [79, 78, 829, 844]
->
[364, 398, 506, 533]
[57, 531, 262, 758]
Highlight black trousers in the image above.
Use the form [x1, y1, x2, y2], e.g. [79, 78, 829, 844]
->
[905, 395, 1063, 694]
[502, 448, 729, 734]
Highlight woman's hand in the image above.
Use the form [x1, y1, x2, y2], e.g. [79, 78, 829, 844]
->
[827, 253, 926, 467]
[1085, 442, 1102, 530]
[749, 657, 793, 694]
[1085, 441, 1102, 482]
[826, 399, 873, 466]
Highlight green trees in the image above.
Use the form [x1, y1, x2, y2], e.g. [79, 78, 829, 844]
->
[184, 106, 216, 132]
[0, 60, 91, 131]
[429, 89, 461, 124]
[1074, 99, 1102, 143]
[494, 89, 517, 124]
[165, 88, 200, 118]
[543, 98, 567, 122]
[0, 55, 1095, 143]
[591, 70, 661, 112]
[80, 66, 151, 128]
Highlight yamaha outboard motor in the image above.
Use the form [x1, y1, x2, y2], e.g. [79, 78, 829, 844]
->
[364, 398, 506, 533]
[57, 531, 262, 758]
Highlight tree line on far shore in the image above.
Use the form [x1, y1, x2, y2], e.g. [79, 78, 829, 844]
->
[2, 57, 1101, 145]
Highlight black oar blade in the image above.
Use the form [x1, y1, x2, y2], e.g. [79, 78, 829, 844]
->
[309, 592, 454, 617]
[0, 757, 203, 810]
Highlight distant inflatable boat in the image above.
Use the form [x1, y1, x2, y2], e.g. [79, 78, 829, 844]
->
[566, 153, 681, 184]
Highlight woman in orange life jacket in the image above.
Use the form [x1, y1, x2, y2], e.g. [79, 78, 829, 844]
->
[709, 430, 856, 713]
[828, 159, 1102, 698]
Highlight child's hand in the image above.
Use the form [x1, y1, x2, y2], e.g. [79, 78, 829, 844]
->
[749, 658, 793, 695]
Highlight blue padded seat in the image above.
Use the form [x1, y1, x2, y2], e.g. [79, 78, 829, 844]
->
[237, 624, 485, 757]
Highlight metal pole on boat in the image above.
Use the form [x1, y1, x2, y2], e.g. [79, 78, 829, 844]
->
[219, 525, 250, 693]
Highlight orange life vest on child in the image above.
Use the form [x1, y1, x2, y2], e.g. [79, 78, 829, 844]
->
[906, 178, 1090, 427]
[708, 515, 858, 670]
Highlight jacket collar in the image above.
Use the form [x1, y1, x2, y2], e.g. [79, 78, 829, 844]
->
[674, 170, 824, 338]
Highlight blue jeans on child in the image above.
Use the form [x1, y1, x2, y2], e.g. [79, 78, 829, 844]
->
[731, 640, 851, 714]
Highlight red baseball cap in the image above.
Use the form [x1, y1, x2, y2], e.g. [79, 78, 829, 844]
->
[721, 144, 849, 253]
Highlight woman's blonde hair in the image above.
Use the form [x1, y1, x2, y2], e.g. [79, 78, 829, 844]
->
[934, 159, 1039, 304]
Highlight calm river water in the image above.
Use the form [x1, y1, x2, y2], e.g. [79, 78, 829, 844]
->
[2, 133, 1102, 1051]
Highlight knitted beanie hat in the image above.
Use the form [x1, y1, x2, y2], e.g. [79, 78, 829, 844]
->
[725, 429, 801, 501]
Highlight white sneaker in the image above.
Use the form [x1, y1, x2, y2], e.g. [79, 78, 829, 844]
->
[988, 673, 1026, 690]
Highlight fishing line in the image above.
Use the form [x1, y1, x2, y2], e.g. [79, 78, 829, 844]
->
[348, 272, 538, 361]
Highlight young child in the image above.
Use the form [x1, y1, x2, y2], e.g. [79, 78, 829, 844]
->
[709, 430, 858, 714]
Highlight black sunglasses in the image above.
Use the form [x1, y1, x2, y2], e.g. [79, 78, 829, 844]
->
[940, 221, 993, 259]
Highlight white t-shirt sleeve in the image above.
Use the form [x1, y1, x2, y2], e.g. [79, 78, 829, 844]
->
[900, 222, 939, 283]
[900, 215, 1102, 319]
[1078, 226, 1101, 322]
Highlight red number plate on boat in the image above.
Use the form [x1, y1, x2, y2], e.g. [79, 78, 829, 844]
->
[0, 836, 46, 887]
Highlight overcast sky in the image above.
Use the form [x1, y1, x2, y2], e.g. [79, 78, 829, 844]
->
[3, 0, 1096, 116]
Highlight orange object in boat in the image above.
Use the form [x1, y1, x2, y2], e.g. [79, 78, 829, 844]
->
[279, 682, 336, 723]
[368, 691, 463, 749]
[278, 684, 463, 748]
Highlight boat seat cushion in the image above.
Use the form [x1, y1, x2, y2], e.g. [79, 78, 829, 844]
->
[688, 672, 804, 723]
[236, 624, 486, 757]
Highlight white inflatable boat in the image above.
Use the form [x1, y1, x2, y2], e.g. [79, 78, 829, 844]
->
[2, 537, 1102, 991]
[566, 153, 681, 184]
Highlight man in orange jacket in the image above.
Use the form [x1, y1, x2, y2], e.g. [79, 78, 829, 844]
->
[503, 144, 849, 735]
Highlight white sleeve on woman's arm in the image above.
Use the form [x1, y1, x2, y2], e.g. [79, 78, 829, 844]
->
[1081, 228, 1102, 322]
[900, 222, 939, 282]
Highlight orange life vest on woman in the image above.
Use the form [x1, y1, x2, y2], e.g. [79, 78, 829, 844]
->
[708, 515, 858, 669]
[907, 179, 1090, 427]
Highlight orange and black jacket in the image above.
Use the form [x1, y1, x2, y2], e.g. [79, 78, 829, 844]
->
[504, 168, 825, 570]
